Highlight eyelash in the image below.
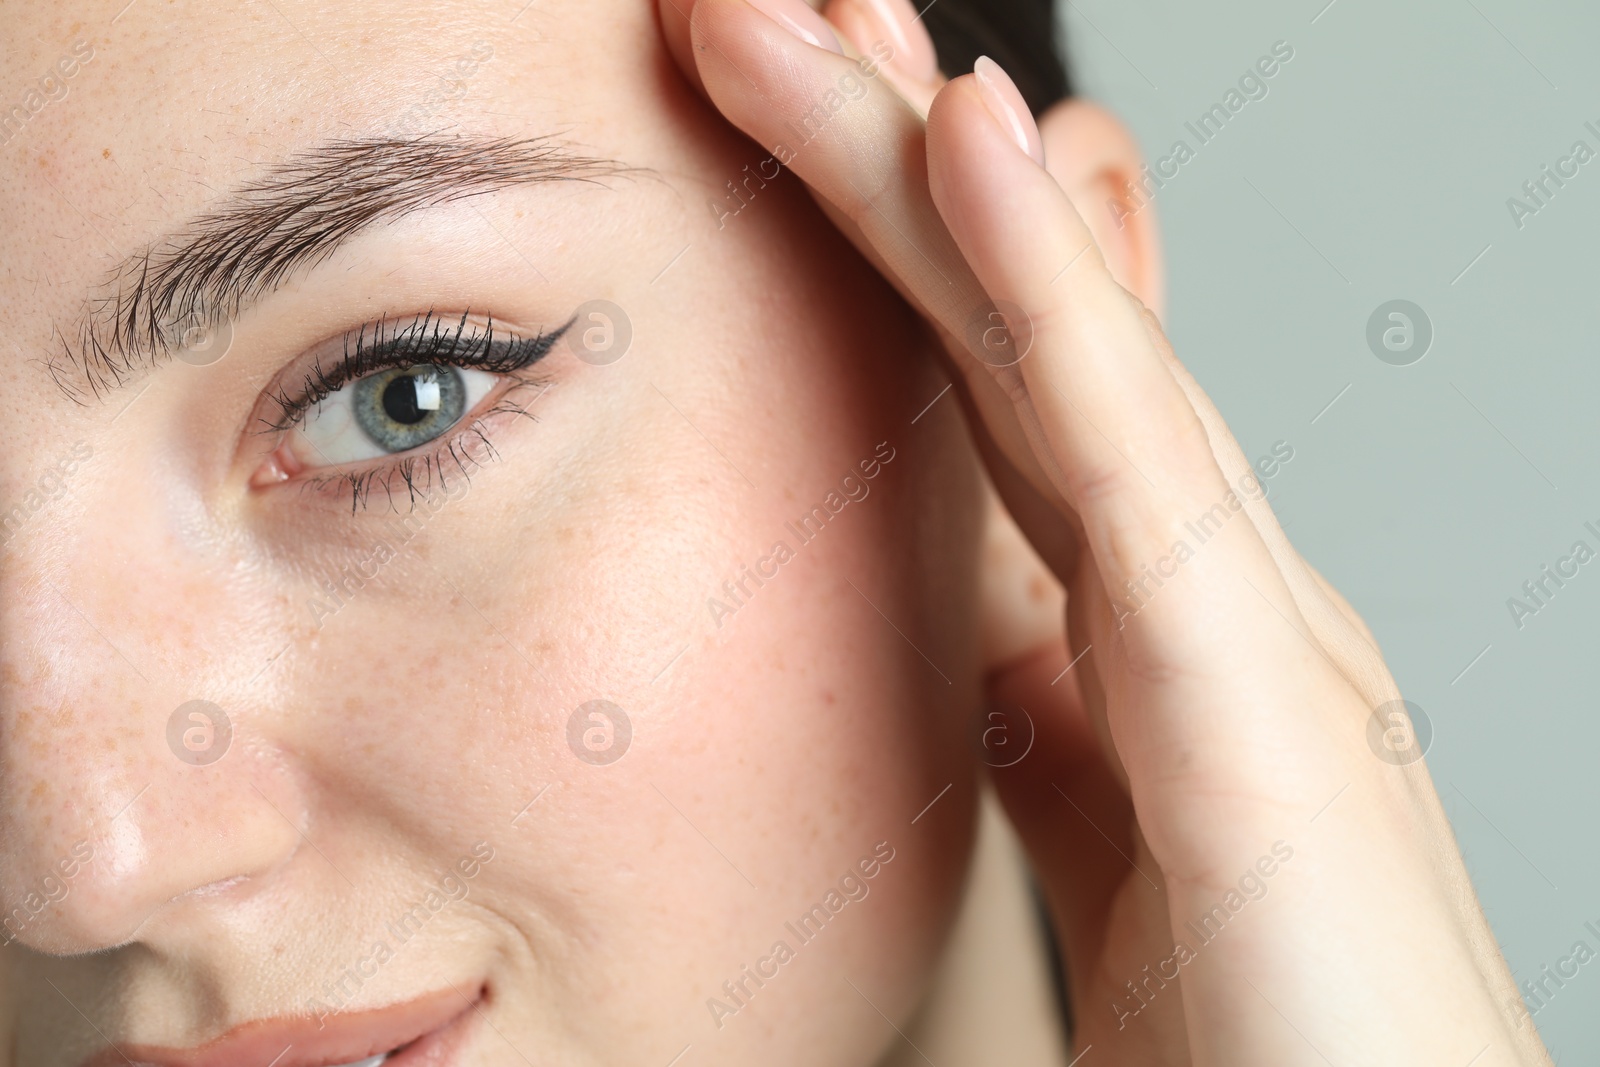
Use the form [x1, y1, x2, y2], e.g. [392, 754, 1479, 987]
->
[261, 310, 568, 512]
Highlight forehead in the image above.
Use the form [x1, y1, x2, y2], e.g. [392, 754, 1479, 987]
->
[7, 0, 644, 121]
[0, 0, 666, 389]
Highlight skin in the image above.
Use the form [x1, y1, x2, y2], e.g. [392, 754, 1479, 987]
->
[671, 0, 1559, 1062]
[1, 1, 982, 1064]
[0, 0, 1558, 1066]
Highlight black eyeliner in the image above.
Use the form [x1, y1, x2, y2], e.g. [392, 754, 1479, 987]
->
[261, 310, 570, 434]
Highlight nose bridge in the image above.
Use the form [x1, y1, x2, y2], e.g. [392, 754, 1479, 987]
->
[0, 501, 302, 955]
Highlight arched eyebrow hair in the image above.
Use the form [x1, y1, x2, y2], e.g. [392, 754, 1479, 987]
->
[49, 135, 624, 403]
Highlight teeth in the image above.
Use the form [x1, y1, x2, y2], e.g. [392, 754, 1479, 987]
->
[331, 1056, 388, 1067]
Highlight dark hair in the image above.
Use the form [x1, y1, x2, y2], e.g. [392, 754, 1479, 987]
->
[923, 0, 1071, 114]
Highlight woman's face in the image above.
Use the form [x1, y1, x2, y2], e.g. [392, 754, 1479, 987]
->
[0, 1, 987, 1063]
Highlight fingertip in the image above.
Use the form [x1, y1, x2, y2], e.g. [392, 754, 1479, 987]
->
[743, 0, 845, 54]
[926, 74, 1049, 269]
[824, 0, 940, 85]
[657, 0, 710, 99]
[927, 72, 1096, 284]
[973, 56, 1045, 166]
[925, 71, 993, 162]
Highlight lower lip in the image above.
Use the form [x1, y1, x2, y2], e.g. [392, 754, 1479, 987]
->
[84, 989, 485, 1067]
[383, 994, 482, 1067]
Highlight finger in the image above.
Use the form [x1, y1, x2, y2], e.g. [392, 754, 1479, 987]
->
[986, 643, 1191, 1057]
[925, 68, 1340, 693]
[987, 641, 1132, 969]
[1139, 308, 1392, 694]
[687, 0, 1072, 523]
[657, 0, 710, 98]
[821, 0, 944, 115]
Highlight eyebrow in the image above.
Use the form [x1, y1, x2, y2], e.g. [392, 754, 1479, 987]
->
[49, 136, 623, 402]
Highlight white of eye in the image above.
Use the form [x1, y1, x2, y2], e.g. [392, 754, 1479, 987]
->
[290, 365, 499, 467]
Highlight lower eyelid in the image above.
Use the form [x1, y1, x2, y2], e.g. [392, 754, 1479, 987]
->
[282, 369, 549, 512]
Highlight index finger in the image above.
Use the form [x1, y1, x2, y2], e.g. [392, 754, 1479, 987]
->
[686, 0, 1068, 518]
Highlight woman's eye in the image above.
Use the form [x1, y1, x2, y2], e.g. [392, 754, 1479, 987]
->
[288, 363, 500, 468]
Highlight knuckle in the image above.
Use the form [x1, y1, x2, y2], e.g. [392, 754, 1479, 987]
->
[1070, 462, 1129, 509]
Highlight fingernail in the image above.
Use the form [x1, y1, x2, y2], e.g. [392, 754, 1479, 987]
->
[746, 0, 845, 55]
[973, 55, 1044, 166]
[834, 0, 939, 84]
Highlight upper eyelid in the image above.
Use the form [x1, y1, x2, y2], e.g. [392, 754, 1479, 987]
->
[257, 312, 566, 435]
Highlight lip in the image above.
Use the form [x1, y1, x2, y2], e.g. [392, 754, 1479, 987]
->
[80, 984, 484, 1067]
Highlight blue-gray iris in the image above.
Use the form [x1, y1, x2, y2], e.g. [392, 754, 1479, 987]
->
[352, 364, 465, 453]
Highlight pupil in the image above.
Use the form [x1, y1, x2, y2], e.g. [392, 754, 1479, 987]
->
[382, 374, 427, 425]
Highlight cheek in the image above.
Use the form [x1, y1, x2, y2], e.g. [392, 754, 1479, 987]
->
[251, 90, 986, 1048]
[298, 251, 983, 1051]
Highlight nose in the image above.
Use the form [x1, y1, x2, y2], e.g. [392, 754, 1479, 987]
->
[0, 475, 301, 955]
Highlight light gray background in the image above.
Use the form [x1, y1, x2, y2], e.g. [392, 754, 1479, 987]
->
[1057, 0, 1598, 1054]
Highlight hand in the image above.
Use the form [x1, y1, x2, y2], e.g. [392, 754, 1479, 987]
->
[657, 0, 1554, 1062]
